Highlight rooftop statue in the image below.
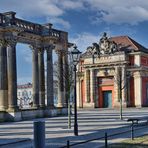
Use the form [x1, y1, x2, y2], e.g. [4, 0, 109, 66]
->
[86, 32, 118, 57]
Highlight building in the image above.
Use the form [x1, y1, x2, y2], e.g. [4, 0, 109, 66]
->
[17, 81, 58, 108]
[17, 83, 33, 108]
[77, 33, 148, 108]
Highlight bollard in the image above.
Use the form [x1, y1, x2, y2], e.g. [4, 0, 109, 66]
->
[131, 124, 134, 140]
[67, 140, 70, 148]
[105, 132, 108, 148]
[34, 120, 45, 148]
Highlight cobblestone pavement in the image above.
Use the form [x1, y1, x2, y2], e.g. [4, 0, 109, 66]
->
[0, 108, 148, 147]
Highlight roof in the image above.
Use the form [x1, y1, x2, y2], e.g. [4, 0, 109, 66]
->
[110, 36, 148, 53]
[17, 83, 32, 89]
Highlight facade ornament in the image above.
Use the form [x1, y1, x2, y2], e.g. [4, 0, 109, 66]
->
[86, 32, 118, 56]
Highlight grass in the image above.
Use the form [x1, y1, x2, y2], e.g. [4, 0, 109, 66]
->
[108, 135, 148, 148]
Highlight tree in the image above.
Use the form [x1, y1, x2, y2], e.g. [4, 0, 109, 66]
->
[53, 55, 74, 128]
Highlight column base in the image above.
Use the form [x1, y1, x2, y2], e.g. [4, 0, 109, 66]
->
[33, 104, 40, 108]
[113, 101, 127, 108]
[83, 102, 95, 108]
[46, 105, 55, 109]
[39, 105, 46, 109]
[57, 103, 64, 108]
[7, 106, 19, 112]
[0, 106, 7, 111]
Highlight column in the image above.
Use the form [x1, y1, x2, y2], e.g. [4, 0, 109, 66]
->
[134, 71, 142, 107]
[63, 52, 69, 107]
[38, 48, 45, 108]
[46, 46, 54, 108]
[84, 69, 90, 103]
[0, 39, 8, 110]
[7, 40, 18, 110]
[121, 66, 127, 104]
[57, 51, 64, 107]
[114, 66, 119, 103]
[31, 46, 39, 108]
[90, 69, 95, 103]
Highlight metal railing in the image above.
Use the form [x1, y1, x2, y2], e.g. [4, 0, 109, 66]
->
[60, 123, 148, 148]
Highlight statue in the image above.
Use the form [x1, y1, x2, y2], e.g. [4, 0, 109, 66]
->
[86, 32, 118, 57]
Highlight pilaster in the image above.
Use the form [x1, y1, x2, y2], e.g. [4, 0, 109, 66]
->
[121, 66, 127, 106]
[84, 69, 90, 103]
[89, 69, 95, 107]
[134, 71, 142, 107]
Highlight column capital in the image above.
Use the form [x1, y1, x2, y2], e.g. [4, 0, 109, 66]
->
[38, 48, 44, 54]
[7, 38, 17, 48]
[45, 44, 55, 51]
[0, 39, 8, 47]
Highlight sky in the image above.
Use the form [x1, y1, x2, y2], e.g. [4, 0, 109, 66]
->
[0, 0, 148, 84]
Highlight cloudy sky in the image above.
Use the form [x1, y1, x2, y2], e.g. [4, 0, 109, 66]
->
[1, 0, 148, 84]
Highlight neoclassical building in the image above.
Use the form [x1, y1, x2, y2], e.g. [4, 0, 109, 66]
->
[77, 33, 148, 108]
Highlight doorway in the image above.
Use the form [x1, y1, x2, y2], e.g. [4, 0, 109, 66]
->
[103, 91, 112, 108]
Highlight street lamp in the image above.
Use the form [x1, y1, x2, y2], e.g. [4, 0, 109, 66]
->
[71, 44, 81, 136]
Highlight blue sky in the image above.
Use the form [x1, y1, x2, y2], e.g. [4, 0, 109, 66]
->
[1, 0, 148, 84]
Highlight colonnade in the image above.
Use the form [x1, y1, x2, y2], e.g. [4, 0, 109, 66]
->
[0, 38, 69, 111]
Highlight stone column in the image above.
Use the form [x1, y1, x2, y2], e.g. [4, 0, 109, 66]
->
[38, 48, 45, 108]
[63, 52, 69, 107]
[7, 40, 18, 110]
[31, 46, 39, 108]
[46, 46, 54, 108]
[0, 39, 8, 110]
[121, 66, 127, 105]
[114, 66, 120, 106]
[90, 69, 95, 104]
[57, 51, 64, 107]
[84, 69, 90, 103]
[134, 71, 142, 107]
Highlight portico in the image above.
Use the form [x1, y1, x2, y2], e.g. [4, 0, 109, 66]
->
[0, 11, 71, 121]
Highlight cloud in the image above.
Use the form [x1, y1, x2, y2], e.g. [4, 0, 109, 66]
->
[60, 0, 84, 9]
[0, 0, 64, 18]
[70, 33, 100, 52]
[47, 17, 71, 29]
[85, 0, 148, 25]
[1, 0, 148, 26]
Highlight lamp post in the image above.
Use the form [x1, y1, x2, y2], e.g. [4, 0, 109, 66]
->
[70, 44, 81, 136]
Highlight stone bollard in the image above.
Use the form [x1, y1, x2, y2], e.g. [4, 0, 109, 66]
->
[34, 120, 45, 148]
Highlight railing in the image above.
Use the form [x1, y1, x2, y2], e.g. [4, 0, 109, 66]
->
[60, 123, 148, 148]
[0, 11, 61, 38]
[14, 18, 42, 34]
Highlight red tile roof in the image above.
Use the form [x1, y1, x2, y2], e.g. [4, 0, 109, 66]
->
[110, 36, 148, 53]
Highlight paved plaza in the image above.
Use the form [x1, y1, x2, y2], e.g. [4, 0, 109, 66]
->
[1, 108, 148, 147]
